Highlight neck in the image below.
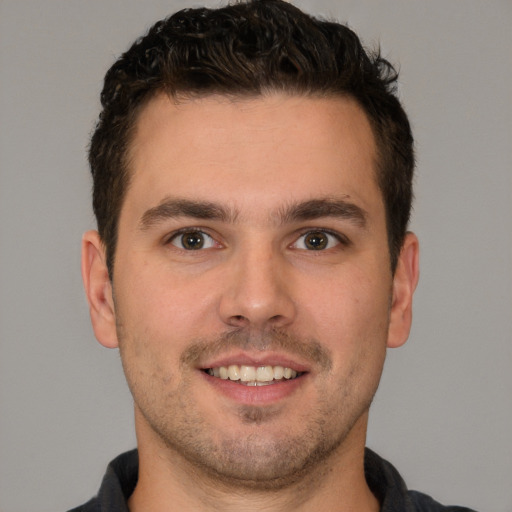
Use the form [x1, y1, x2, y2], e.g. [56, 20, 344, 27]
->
[128, 412, 379, 512]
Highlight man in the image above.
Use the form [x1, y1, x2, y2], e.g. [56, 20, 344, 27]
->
[74, 1, 476, 510]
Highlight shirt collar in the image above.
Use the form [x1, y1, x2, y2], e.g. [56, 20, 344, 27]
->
[87, 447, 415, 511]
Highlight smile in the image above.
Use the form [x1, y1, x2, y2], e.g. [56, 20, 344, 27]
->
[204, 365, 303, 386]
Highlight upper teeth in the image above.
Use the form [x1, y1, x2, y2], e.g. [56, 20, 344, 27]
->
[206, 365, 298, 384]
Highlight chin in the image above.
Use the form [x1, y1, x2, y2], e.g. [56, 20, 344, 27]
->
[151, 405, 362, 491]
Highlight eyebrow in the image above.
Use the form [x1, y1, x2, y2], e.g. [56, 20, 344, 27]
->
[139, 197, 367, 230]
[278, 198, 367, 227]
[139, 198, 236, 230]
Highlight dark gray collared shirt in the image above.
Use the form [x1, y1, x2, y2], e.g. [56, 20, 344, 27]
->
[69, 448, 478, 511]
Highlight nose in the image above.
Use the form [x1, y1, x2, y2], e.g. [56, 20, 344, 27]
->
[218, 244, 297, 330]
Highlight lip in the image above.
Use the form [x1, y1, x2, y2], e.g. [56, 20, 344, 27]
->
[200, 369, 308, 405]
[198, 351, 311, 374]
[197, 351, 311, 405]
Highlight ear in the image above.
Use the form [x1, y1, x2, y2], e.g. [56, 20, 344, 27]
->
[387, 232, 420, 348]
[81, 230, 119, 348]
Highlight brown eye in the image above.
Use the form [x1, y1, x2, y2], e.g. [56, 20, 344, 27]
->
[292, 230, 341, 251]
[170, 231, 216, 250]
[182, 232, 204, 249]
[304, 232, 329, 250]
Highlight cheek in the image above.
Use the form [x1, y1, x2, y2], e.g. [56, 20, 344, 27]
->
[113, 262, 229, 401]
[300, 268, 391, 376]
[302, 269, 391, 337]
[115, 257, 221, 342]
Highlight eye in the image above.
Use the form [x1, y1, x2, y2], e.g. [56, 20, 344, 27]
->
[293, 230, 341, 251]
[169, 230, 217, 250]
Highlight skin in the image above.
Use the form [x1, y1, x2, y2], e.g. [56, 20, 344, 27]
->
[82, 93, 419, 511]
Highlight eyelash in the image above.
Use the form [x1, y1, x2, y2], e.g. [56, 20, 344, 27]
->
[165, 228, 218, 250]
[165, 227, 350, 252]
[292, 229, 350, 251]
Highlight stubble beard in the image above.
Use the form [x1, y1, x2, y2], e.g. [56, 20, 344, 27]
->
[146, 389, 372, 491]
[121, 328, 382, 491]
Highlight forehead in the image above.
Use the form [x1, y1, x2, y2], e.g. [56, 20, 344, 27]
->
[125, 92, 382, 220]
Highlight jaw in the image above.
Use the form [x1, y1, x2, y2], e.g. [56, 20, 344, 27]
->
[132, 400, 375, 512]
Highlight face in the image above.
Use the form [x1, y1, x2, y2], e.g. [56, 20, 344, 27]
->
[83, 93, 418, 489]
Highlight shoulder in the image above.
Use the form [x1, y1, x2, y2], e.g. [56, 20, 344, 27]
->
[365, 448, 479, 512]
[66, 450, 138, 512]
[409, 490, 479, 512]
[67, 497, 99, 512]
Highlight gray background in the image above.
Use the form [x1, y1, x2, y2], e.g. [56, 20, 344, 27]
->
[1, 1, 511, 511]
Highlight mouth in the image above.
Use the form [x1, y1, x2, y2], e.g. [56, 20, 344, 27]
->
[203, 364, 304, 386]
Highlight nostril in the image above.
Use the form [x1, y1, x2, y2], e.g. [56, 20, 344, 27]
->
[227, 314, 249, 327]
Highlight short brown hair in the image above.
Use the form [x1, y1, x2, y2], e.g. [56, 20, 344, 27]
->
[89, 0, 414, 276]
